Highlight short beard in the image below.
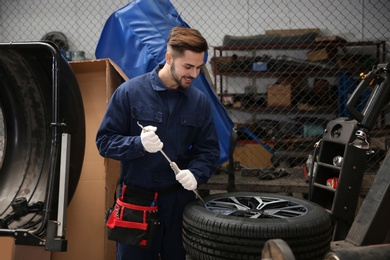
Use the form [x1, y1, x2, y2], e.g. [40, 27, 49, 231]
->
[170, 61, 193, 89]
[170, 62, 183, 88]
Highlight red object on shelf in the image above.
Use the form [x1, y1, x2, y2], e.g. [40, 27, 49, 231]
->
[326, 177, 338, 189]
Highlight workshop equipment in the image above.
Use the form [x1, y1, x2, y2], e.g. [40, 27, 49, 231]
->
[265, 63, 390, 259]
[309, 63, 390, 240]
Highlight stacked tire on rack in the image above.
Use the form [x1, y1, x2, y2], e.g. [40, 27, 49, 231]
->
[183, 192, 332, 260]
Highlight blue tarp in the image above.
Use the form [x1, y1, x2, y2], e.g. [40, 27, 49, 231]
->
[95, 0, 233, 165]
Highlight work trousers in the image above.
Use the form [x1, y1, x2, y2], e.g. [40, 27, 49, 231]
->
[116, 187, 195, 260]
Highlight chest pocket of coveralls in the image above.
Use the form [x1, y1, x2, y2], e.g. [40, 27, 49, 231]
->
[132, 107, 163, 127]
[180, 114, 204, 147]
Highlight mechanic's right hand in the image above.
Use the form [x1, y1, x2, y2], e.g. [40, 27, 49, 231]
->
[140, 125, 163, 153]
[176, 169, 197, 191]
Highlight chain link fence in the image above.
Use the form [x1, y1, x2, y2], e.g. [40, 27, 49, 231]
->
[1, 0, 389, 175]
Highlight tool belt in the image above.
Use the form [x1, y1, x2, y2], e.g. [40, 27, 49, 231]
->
[105, 185, 160, 248]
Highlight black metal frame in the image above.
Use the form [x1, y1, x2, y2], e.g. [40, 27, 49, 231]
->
[0, 42, 67, 251]
[313, 63, 390, 258]
[310, 118, 368, 240]
[345, 148, 390, 245]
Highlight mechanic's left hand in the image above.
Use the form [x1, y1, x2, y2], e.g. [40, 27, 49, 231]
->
[176, 169, 197, 191]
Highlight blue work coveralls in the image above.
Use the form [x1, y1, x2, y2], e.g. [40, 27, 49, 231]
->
[96, 65, 220, 259]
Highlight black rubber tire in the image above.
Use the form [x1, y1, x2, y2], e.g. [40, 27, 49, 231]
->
[0, 45, 85, 230]
[183, 192, 332, 260]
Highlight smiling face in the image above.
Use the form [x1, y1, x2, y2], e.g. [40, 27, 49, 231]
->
[159, 26, 208, 89]
[167, 50, 205, 89]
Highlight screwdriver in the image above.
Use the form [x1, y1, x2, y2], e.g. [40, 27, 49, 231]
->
[137, 122, 206, 204]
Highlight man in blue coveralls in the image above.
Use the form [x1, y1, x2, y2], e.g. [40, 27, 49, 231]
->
[96, 26, 220, 259]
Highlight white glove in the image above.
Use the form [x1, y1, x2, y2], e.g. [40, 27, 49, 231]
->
[176, 169, 197, 191]
[140, 125, 163, 153]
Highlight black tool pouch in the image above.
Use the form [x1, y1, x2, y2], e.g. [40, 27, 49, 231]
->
[105, 185, 160, 248]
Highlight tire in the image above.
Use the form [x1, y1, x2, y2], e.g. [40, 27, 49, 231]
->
[0, 44, 85, 232]
[183, 192, 332, 260]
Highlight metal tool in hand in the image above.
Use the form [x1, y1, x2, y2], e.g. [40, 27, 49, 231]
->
[137, 121, 205, 204]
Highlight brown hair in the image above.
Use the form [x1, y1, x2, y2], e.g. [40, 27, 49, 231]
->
[167, 26, 208, 57]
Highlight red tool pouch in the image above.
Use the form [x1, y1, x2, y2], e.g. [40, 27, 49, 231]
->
[105, 185, 160, 248]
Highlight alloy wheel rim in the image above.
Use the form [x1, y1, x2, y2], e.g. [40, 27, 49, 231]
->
[205, 195, 308, 219]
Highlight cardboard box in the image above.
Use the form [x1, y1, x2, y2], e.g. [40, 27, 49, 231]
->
[314, 35, 347, 42]
[51, 59, 128, 260]
[307, 48, 331, 61]
[0, 237, 15, 259]
[14, 245, 51, 260]
[267, 84, 292, 107]
[1, 237, 51, 260]
[234, 142, 274, 168]
[273, 76, 305, 106]
[335, 57, 356, 70]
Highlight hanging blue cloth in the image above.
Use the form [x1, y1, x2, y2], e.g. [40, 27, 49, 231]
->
[95, 0, 233, 165]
